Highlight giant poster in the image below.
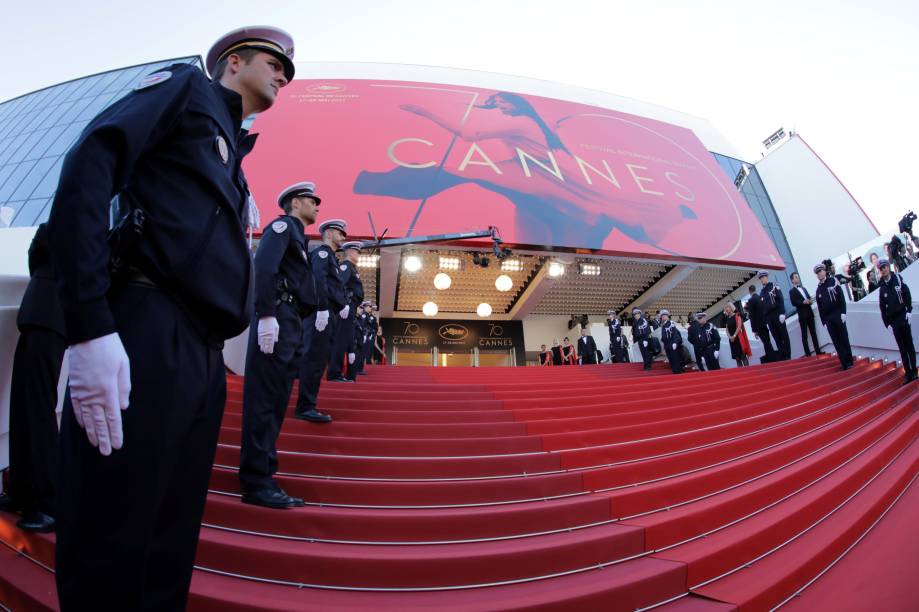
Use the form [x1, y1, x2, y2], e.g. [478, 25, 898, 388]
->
[244, 79, 783, 269]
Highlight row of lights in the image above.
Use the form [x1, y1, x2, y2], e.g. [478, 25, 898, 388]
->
[544, 262, 601, 277]
[421, 301, 493, 317]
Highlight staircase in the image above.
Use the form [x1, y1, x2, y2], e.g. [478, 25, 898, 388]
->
[2, 357, 918, 611]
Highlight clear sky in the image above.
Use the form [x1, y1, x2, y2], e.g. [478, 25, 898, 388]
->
[3, 0, 916, 230]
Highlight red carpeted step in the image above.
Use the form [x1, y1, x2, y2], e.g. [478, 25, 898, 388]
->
[691, 431, 919, 610]
[194, 521, 645, 589]
[649, 393, 919, 586]
[651, 594, 738, 611]
[0, 542, 57, 612]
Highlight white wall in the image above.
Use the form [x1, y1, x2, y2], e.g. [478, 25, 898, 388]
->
[755, 135, 879, 294]
[522, 315, 577, 352]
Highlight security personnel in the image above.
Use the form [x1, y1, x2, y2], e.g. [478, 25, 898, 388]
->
[328, 241, 365, 382]
[695, 312, 721, 370]
[357, 301, 378, 373]
[46, 26, 295, 610]
[607, 310, 626, 363]
[631, 308, 655, 371]
[238, 182, 320, 509]
[659, 309, 684, 374]
[0, 224, 66, 533]
[296, 219, 349, 421]
[578, 327, 598, 364]
[354, 301, 370, 369]
[790, 271, 824, 357]
[877, 258, 916, 384]
[759, 271, 791, 360]
[814, 263, 853, 371]
[687, 311, 705, 371]
[746, 285, 777, 362]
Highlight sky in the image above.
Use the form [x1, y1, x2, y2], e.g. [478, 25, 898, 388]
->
[2, 0, 917, 231]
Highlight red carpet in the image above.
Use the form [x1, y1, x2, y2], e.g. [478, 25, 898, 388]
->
[1, 356, 917, 610]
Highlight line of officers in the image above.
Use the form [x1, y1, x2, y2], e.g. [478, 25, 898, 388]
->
[605, 264, 916, 384]
[239, 181, 379, 509]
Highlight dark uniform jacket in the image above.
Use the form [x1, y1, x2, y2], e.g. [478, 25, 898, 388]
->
[696, 322, 721, 352]
[17, 223, 66, 336]
[632, 316, 654, 344]
[789, 285, 815, 319]
[578, 335, 597, 364]
[660, 321, 682, 351]
[759, 282, 787, 319]
[253, 215, 316, 318]
[310, 244, 346, 311]
[746, 294, 767, 331]
[608, 319, 625, 347]
[49, 63, 258, 345]
[339, 260, 364, 313]
[816, 277, 847, 325]
[879, 273, 913, 327]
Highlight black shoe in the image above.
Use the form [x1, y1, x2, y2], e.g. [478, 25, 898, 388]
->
[0, 493, 21, 514]
[17, 511, 54, 533]
[276, 488, 305, 507]
[241, 488, 298, 509]
[329, 377, 354, 383]
[294, 409, 333, 423]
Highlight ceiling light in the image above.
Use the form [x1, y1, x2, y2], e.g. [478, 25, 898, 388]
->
[433, 272, 452, 290]
[501, 259, 523, 272]
[495, 274, 513, 292]
[422, 301, 438, 316]
[439, 256, 460, 270]
[357, 254, 378, 268]
[547, 262, 565, 277]
[476, 303, 493, 317]
[404, 255, 422, 272]
[578, 263, 601, 276]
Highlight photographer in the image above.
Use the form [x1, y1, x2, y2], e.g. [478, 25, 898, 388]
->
[844, 260, 867, 302]
[899, 210, 918, 250]
[887, 235, 911, 273]
[867, 252, 881, 294]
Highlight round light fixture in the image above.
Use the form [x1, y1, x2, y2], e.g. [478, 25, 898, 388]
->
[476, 303, 493, 317]
[422, 301, 438, 316]
[404, 255, 422, 272]
[495, 274, 513, 292]
[433, 272, 452, 290]
[547, 262, 565, 277]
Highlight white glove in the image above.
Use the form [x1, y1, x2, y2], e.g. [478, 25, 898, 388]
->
[714, 351, 720, 359]
[907, 313, 912, 324]
[315, 310, 330, 332]
[339, 304, 350, 319]
[672, 343, 677, 351]
[779, 315, 786, 324]
[840, 313, 847, 323]
[257, 316, 279, 354]
[348, 353, 356, 364]
[68, 333, 131, 456]
[643, 341, 648, 347]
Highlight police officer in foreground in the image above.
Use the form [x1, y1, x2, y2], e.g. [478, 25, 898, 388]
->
[814, 263, 854, 371]
[631, 308, 655, 371]
[695, 312, 722, 370]
[0, 224, 66, 533]
[607, 309, 626, 363]
[659, 309, 684, 374]
[745, 284, 777, 362]
[759, 271, 791, 360]
[47, 26, 295, 609]
[357, 301, 378, 373]
[296, 219, 349, 421]
[327, 241, 365, 382]
[239, 182, 320, 509]
[877, 258, 916, 384]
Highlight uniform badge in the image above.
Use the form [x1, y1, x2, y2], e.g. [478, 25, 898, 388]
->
[272, 221, 287, 234]
[215, 136, 229, 164]
[318, 250, 328, 259]
[135, 71, 172, 90]
[340, 264, 347, 271]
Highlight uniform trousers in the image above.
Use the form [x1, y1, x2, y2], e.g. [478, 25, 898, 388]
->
[890, 315, 917, 374]
[239, 302, 303, 492]
[56, 285, 225, 612]
[664, 345, 684, 374]
[327, 312, 355, 380]
[824, 315, 853, 368]
[297, 310, 338, 412]
[765, 316, 791, 360]
[699, 348, 721, 371]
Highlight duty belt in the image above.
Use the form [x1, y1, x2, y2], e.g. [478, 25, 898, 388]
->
[277, 291, 312, 317]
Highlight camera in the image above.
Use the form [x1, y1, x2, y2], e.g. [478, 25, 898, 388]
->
[898, 211, 916, 236]
[849, 256, 866, 273]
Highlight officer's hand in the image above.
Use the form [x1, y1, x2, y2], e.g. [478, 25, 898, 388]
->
[643, 341, 648, 347]
[339, 304, 350, 319]
[348, 353, 356, 364]
[672, 343, 677, 351]
[714, 350, 720, 359]
[840, 313, 847, 324]
[907, 313, 912, 324]
[315, 310, 330, 332]
[68, 333, 131, 456]
[257, 316, 279, 354]
[754, 333, 760, 340]
[779, 315, 786, 324]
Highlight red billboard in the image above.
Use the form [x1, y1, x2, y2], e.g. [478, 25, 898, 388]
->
[244, 79, 783, 268]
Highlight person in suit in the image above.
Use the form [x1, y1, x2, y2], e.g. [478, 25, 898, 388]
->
[578, 327, 598, 364]
[789, 271, 824, 357]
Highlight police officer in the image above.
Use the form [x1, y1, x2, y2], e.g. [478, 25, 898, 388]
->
[0, 224, 66, 533]
[47, 26, 295, 610]
[607, 310, 627, 363]
[814, 263, 854, 371]
[328, 241, 365, 382]
[578, 327, 598, 364]
[759, 271, 791, 360]
[687, 311, 705, 371]
[296, 219, 349, 421]
[695, 312, 721, 370]
[659, 309, 684, 374]
[877, 258, 916, 384]
[239, 182, 320, 509]
[631, 308, 655, 371]
[357, 301, 378, 373]
[745, 285, 777, 362]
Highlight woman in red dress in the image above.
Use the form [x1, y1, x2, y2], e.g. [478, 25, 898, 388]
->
[538, 344, 553, 366]
[724, 302, 751, 367]
[561, 337, 577, 365]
